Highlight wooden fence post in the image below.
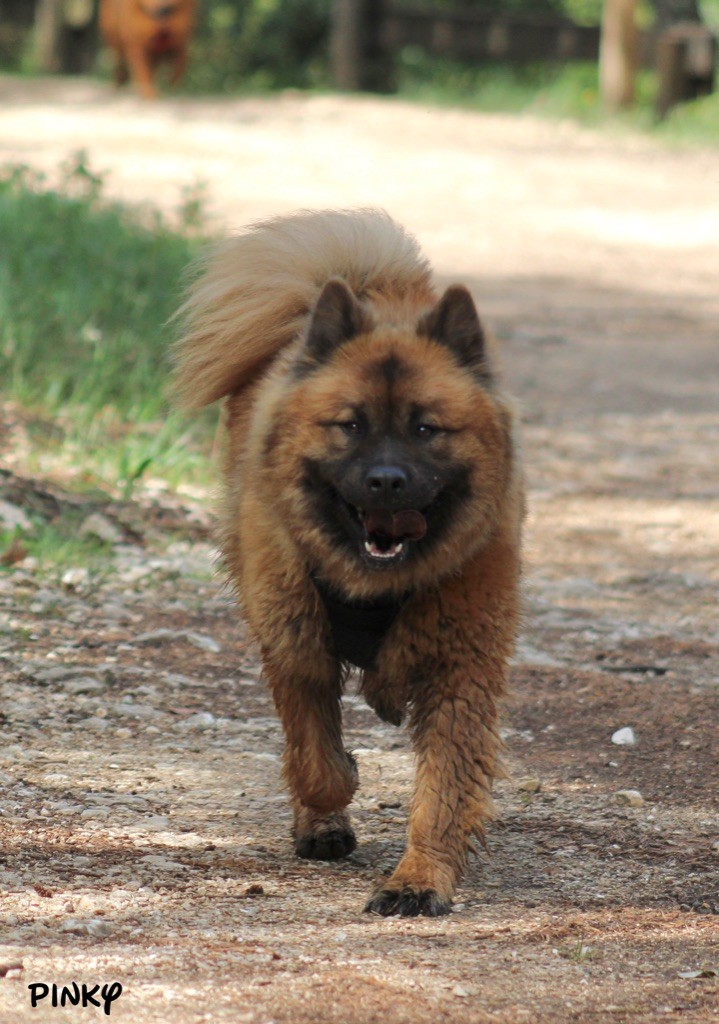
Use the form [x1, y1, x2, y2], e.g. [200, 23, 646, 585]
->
[330, 0, 392, 92]
[33, 0, 98, 74]
[599, 0, 638, 110]
[34, 0, 64, 72]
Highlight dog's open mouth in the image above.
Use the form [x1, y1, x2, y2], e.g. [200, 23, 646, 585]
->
[353, 507, 427, 566]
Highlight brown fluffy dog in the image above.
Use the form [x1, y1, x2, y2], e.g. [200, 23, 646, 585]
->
[99, 0, 196, 99]
[174, 210, 524, 917]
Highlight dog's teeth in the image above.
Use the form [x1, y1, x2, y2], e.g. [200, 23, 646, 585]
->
[364, 541, 404, 559]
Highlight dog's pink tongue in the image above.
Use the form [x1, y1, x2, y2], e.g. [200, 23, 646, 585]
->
[392, 509, 427, 540]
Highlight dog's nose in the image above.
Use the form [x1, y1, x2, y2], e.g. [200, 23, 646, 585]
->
[364, 465, 408, 502]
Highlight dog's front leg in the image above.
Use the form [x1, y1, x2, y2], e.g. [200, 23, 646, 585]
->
[126, 43, 157, 99]
[365, 661, 502, 917]
[267, 663, 359, 862]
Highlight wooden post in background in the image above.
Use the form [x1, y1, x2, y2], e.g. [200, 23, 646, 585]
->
[599, 0, 638, 110]
[34, 0, 64, 72]
[33, 0, 98, 74]
[330, 0, 392, 92]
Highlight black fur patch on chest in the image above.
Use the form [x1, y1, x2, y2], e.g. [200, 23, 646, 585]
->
[312, 575, 410, 671]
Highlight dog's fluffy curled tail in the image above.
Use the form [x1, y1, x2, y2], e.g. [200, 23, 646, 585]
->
[172, 208, 433, 409]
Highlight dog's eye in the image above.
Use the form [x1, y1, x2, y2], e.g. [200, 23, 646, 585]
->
[415, 423, 438, 439]
[339, 420, 362, 437]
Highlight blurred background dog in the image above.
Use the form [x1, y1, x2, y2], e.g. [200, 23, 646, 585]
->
[99, 0, 196, 99]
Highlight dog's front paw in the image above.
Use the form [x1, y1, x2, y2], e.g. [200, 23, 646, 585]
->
[293, 807, 357, 861]
[295, 827, 357, 861]
[364, 885, 451, 917]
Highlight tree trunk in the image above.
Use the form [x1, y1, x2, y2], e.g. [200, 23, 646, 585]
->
[33, 0, 98, 75]
[600, 0, 638, 111]
[34, 0, 64, 73]
[330, 0, 393, 92]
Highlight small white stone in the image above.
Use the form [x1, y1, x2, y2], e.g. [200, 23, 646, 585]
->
[80, 513, 122, 545]
[86, 918, 113, 938]
[516, 776, 542, 794]
[186, 632, 222, 653]
[0, 499, 32, 532]
[143, 815, 171, 831]
[611, 727, 636, 746]
[80, 806, 110, 819]
[132, 628, 221, 652]
[85, 717, 110, 733]
[61, 567, 90, 589]
[178, 712, 216, 732]
[613, 789, 644, 807]
[141, 854, 184, 870]
[60, 918, 89, 935]
[63, 677, 105, 696]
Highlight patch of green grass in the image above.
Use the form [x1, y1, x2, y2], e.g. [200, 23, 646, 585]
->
[0, 155, 195, 415]
[397, 53, 596, 119]
[560, 938, 596, 963]
[398, 55, 635, 122]
[62, 406, 216, 496]
[0, 522, 112, 574]
[656, 90, 719, 146]
[0, 154, 218, 495]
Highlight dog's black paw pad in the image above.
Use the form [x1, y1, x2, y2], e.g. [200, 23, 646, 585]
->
[364, 887, 451, 918]
[295, 828, 357, 861]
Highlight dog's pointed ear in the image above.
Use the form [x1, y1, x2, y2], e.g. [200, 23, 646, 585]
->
[304, 278, 365, 365]
[418, 285, 490, 378]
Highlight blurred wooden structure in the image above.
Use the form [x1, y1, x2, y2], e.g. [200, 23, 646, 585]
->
[330, 0, 716, 117]
[34, 0, 98, 74]
[330, 1, 601, 92]
[600, 0, 716, 116]
[656, 21, 716, 116]
[599, 0, 637, 109]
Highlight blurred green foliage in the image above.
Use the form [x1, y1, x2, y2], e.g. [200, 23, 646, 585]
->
[137, 0, 719, 92]
[185, 0, 331, 91]
[2, 1, 719, 89]
[183, 0, 608, 91]
[389, 0, 603, 20]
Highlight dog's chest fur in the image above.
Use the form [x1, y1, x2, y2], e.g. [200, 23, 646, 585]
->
[311, 575, 410, 671]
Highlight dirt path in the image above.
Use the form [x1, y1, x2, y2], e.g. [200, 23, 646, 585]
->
[0, 77, 718, 1023]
